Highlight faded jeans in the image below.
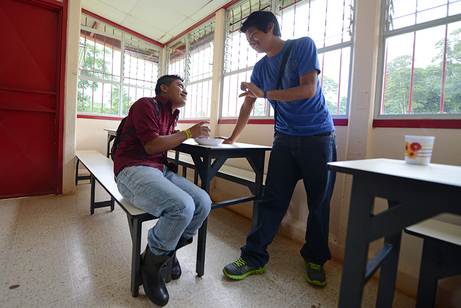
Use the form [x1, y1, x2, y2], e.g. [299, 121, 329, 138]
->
[241, 131, 337, 266]
[116, 165, 211, 256]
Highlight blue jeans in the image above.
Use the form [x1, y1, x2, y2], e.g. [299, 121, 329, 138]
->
[116, 165, 211, 256]
[241, 131, 337, 266]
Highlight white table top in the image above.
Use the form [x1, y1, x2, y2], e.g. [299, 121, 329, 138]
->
[104, 128, 116, 136]
[180, 138, 271, 150]
[328, 158, 461, 188]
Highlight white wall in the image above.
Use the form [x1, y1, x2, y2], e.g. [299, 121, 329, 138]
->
[67, 1, 461, 306]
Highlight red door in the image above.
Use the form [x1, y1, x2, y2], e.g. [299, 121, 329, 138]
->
[0, 0, 66, 199]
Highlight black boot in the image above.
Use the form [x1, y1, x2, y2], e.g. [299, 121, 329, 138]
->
[141, 246, 171, 306]
[170, 236, 193, 280]
[175, 236, 193, 250]
[171, 254, 181, 280]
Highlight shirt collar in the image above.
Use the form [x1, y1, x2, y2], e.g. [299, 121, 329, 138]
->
[154, 95, 181, 118]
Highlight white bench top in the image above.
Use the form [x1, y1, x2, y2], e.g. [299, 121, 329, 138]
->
[76, 150, 147, 216]
[406, 218, 461, 246]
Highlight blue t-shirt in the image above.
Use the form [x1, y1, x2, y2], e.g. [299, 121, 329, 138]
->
[251, 37, 335, 136]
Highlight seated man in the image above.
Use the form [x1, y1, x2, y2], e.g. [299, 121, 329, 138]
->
[113, 75, 212, 306]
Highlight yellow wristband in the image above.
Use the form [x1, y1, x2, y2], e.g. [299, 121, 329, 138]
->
[182, 129, 191, 139]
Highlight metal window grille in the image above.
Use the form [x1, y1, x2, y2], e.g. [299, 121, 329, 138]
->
[168, 21, 215, 119]
[378, 0, 461, 117]
[77, 14, 161, 117]
[221, 0, 353, 119]
[222, 0, 272, 118]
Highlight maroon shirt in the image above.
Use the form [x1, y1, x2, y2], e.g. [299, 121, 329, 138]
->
[113, 96, 180, 176]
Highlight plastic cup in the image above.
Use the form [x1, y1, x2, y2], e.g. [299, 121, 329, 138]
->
[404, 135, 435, 166]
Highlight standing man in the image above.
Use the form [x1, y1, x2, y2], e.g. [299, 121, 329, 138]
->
[222, 11, 337, 287]
[114, 75, 212, 306]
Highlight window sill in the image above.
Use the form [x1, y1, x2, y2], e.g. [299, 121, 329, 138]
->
[77, 114, 124, 121]
[373, 119, 461, 129]
[218, 118, 348, 126]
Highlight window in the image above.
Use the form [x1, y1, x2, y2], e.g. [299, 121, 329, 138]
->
[278, 0, 353, 117]
[221, 0, 353, 119]
[377, 0, 461, 118]
[168, 21, 215, 119]
[78, 14, 161, 117]
[222, 0, 271, 118]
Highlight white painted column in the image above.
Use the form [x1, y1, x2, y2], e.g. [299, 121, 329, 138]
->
[209, 9, 226, 134]
[62, 0, 82, 194]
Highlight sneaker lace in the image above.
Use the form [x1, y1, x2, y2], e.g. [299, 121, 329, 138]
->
[234, 258, 247, 268]
[308, 262, 322, 272]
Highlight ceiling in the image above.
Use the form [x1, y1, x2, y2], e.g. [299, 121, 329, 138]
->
[81, 0, 234, 45]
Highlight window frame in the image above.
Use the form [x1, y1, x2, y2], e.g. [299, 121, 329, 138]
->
[166, 19, 216, 120]
[219, 0, 354, 124]
[374, 0, 461, 128]
[77, 11, 163, 119]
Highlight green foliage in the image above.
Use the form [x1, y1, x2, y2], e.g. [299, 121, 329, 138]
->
[322, 76, 348, 115]
[382, 28, 461, 115]
[77, 38, 131, 116]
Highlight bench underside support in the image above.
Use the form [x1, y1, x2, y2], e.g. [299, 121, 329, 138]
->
[90, 175, 115, 214]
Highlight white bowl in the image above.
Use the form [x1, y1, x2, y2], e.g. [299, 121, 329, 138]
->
[194, 138, 224, 146]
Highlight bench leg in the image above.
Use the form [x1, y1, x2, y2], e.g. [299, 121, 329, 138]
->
[416, 239, 439, 308]
[90, 175, 96, 215]
[127, 215, 143, 297]
[75, 158, 90, 184]
[90, 175, 116, 214]
[75, 158, 80, 185]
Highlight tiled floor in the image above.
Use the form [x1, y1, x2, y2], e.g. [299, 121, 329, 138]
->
[0, 182, 416, 308]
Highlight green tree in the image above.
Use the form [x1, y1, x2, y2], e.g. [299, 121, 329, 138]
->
[434, 28, 461, 113]
[382, 55, 412, 114]
[383, 27, 461, 115]
[77, 37, 125, 115]
[322, 76, 348, 115]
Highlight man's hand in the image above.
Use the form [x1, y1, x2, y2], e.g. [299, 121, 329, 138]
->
[239, 82, 264, 99]
[188, 121, 211, 139]
[215, 136, 234, 144]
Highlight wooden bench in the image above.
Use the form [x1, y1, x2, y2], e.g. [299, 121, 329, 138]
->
[405, 218, 461, 307]
[75, 150, 172, 297]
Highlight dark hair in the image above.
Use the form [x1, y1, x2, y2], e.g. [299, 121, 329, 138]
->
[240, 10, 281, 37]
[155, 74, 184, 95]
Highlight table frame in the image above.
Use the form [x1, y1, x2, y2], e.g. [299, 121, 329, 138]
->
[327, 159, 461, 308]
[173, 140, 270, 276]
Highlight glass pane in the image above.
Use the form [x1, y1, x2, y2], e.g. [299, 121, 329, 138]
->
[280, 0, 352, 46]
[124, 44, 159, 88]
[411, 26, 445, 114]
[189, 23, 214, 82]
[381, 20, 461, 116]
[390, 0, 451, 29]
[222, 70, 265, 117]
[79, 30, 121, 81]
[77, 79, 93, 113]
[443, 21, 461, 113]
[449, 0, 461, 15]
[381, 33, 414, 114]
[169, 40, 186, 77]
[225, 30, 263, 72]
[225, 0, 270, 73]
[320, 48, 350, 116]
[122, 86, 141, 115]
[183, 81, 212, 118]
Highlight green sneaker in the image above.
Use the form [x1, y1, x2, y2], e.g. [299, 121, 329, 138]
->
[223, 258, 266, 280]
[305, 262, 327, 286]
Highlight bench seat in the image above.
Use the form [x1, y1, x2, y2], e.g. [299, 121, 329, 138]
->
[405, 218, 461, 307]
[75, 150, 169, 297]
